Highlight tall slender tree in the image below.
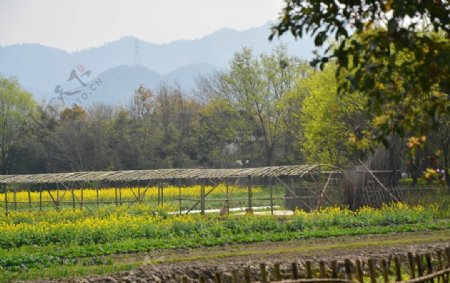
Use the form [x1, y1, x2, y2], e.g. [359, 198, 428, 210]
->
[0, 77, 37, 173]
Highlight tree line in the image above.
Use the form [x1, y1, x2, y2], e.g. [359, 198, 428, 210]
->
[0, 46, 448, 187]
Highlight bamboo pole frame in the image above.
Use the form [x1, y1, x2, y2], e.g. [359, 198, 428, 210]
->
[0, 165, 345, 214]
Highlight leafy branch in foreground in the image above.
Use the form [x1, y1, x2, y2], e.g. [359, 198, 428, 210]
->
[271, 0, 449, 145]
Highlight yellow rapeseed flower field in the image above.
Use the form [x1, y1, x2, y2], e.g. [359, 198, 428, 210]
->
[0, 184, 262, 203]
[0, 202, 436, 251]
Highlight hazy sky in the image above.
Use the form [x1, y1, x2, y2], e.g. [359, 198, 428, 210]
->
[0, 0, 284, 52]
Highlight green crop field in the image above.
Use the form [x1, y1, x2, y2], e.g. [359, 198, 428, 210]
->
[1, 202, 449, 282]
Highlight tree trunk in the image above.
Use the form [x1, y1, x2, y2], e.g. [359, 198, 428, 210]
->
[442, 143, 450, 192]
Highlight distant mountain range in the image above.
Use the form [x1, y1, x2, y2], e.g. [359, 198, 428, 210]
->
[0, 22, 315, 106]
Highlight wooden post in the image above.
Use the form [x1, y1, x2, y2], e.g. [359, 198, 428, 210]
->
[292, 262, 299, 279]
[416, 254, 424, 277]
[437, 251, 444, 270]
[259, 263, 267, 283]
[381, 259, 389, 283]
[4, 184, 8, 214]
[356, 259, 364, 283]
[368, 259, 377, 283]
[247, 176, 252, 212]
[179, 180, 182, 215]
[331, 261, 338, 278]
[425, 253, 433, 275]
[115, 186, 118, 207]
[157, 181, 161, 205]
[226, 178, 230, 214]
[13, 185, 17, 210]
[394, 257, 402, 282]
[273, 263, 282, 281]
[39, 184, 42, 211]
[290, 177, 296, 211]
[80, 186, 84, 210]
[297, 176, 302, 212]
[72, 185, 76, 210]
[231, 270, 239, 283]
[137, 181, 141, 203]
[270, 177, 274, 215]
[445, 247, 450, 267]
[215, 272, 222, 283]
[244, 267, 251, 283]
[319, 261, 326, 278]
[305, 261, 312, 279]
[161, 182, 164, 205]
[425, 253, 435, 283]
[408, 252, 416, 279]
[119, 184, 122, 206]
[96, 184, 99, 209]
[157, 181, 164, 206]
[200, 180, 205, 215]
[56, 183, 60, 207]
[345, 259, 353, 281]
[27, 186, 32, 210]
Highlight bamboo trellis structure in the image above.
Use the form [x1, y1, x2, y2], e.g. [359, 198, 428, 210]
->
[0, 165, 341, 184]
[0, 164, 343, 214]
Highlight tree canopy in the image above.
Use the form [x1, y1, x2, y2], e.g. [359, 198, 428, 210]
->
[197, 46, 309, 165]
[300, 64, 367, 166]
[0, 77, 37, 173]
[271, 0, 450, 145]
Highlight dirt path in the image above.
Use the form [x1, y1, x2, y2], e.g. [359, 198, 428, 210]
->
[44, 230, 450, 283]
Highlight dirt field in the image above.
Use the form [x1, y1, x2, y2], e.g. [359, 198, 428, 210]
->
[36, 230, 450, 283]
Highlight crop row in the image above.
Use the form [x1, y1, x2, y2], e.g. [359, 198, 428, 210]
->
[0, 203, 439, 249]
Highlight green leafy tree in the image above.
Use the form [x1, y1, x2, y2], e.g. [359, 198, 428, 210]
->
[53, 105, 91, 171]
[0, 77, 37, 173]
[198, 46, 307, 166]
[271, 1, 449, 144]
[300, 64, 367, 165]
[129, 85, 162, 168]
[198, 97, 241, 167]
[153, 84, 200, 168]
[279, 63, 313, 164]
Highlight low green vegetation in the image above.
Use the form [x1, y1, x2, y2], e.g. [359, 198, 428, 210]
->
[0, 203, 448, 278]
